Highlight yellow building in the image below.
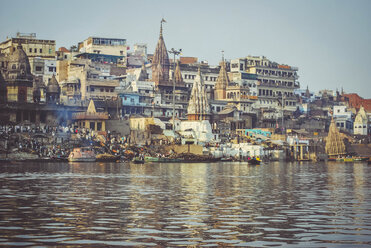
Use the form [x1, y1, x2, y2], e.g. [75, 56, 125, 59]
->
[0, 33, 55, 59]
[72, 100, 109, 132]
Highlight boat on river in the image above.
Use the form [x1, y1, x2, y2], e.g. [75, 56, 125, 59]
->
[328, 156, 369, 162]
[96, 153, 120, 162]
[144, 156, 184, 163]
[132, 157, 145, 164]
[68, 147, 96, 162]
[247, 157, 261, 165]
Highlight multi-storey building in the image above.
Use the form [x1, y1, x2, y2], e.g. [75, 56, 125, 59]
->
[230, 56, 300, 112]
[0, 33, 57, 93]
[58, 59, 119, 105]
[77, 37, 127, 66]
[78, 37, 127, 57]
[0, 33, 55, 59]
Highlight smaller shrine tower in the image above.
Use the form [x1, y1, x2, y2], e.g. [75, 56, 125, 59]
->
[187, 67, 210, 120]
[214, 53, 229, 100]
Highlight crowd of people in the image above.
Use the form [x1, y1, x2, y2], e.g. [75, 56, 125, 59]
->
[0, 124, 132, 160]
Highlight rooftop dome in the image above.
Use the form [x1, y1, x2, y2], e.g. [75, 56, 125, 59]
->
[47, 75, 60, 94]
[7, 43, 33, 81]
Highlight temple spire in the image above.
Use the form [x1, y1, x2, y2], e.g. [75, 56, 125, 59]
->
[214, 51, 229, 100]
[138, 63, 148, 81]
[325, 118, 346, 157]
[160, 18, 166, 37]
[187, 67, 210, 120]
[152, 18, 170, 86]
[174, 60, 183, 83]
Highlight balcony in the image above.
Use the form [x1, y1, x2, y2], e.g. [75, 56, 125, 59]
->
[72, 112, 109, 120]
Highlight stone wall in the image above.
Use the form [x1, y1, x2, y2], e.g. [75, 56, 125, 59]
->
[105, 119, 130, 136]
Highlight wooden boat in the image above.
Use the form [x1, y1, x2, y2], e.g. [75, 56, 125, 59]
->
[96, 153, 120, 162]
[220, 157, 234, 162]
[247, 158, 261, 165]
[132, 157, 145, 164]
[144, 156, 184, 163]
[328, 156, 369, 162]
[68, 147, 96, 162]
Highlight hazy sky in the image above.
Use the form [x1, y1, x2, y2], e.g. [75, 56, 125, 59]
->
[1, 0, 370, 98]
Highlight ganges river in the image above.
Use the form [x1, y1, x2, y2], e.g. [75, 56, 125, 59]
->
[0, 161, 370, 247]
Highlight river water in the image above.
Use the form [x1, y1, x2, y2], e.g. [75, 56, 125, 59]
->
[0, 161, 370, 247]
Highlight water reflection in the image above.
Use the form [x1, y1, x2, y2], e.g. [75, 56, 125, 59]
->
[0, 161, 370, 246]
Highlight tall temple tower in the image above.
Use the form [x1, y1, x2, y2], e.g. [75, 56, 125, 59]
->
[325, 118, 346, 157]
[214, 54, 229, 100]
[5, 42, 34, 103]
[152, 19, 170, 86]
[187, 67, 210, 120]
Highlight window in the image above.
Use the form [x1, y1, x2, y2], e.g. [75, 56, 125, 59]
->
[49, 49, 52, 54]
[120, 51, 123, 55]
[29, 48, 32, 53]
[39, 49, 42, 53]
[97, 122, 102, 131]
[35, 66, 42, 72]
[91, 87, 95, 92]
[48, 67, 55, 72]
[34, 48, 37, 53]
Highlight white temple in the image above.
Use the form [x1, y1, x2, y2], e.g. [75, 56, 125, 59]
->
[354, 105, 368, 135]
[180, 67, 215, 144]
[186, 67, 210, 121]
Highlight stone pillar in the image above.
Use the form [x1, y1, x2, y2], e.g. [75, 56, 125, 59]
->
[300, 145, 304, 160]
[35, 112, 40, 124]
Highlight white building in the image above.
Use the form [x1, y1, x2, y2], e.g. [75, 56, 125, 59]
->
[78, 37, 127, 56]
[179, 120, 216, 144]
[354, 106, 368, 135]
[333, 105, 353, 133]
[231, 56, 300, 112]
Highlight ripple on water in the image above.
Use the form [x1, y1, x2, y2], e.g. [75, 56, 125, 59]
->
[0, 161, 371, 247]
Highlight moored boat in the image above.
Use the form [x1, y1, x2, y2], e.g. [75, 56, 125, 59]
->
[247, 157, 261, 165]
[132, 157, 145, 164]
[68, 147, 96, 162]
[329, 156, 369, 162]
[96, 153, 120, 162]
[144, 156, 184, 163]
